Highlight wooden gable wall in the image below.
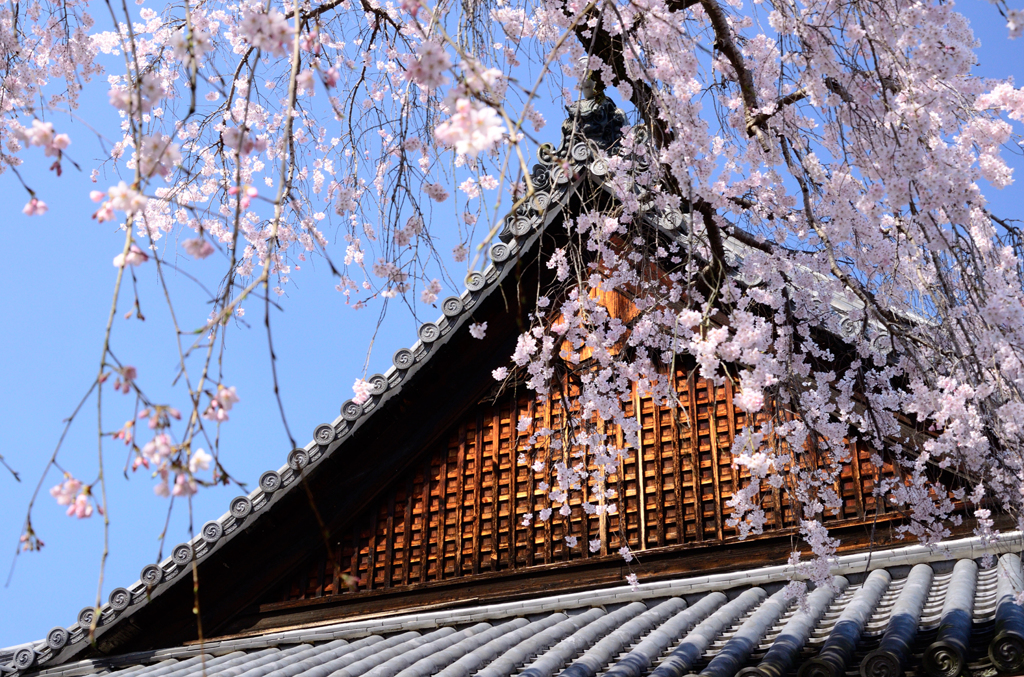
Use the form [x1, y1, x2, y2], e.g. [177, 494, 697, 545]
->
[257, 366, 898, 615]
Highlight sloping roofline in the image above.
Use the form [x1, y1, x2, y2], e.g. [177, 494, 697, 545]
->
[2, 91, 937, 675]
[0, 94, 628, 677]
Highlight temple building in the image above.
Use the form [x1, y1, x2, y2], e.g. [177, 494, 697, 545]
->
[2, 96, 1023, 677]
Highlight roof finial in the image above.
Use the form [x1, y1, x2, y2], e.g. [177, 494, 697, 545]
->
[578, 56, 597, 101]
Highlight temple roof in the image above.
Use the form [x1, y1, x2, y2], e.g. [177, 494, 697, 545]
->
[5, 534, 1024, 677]
[0, 94, 944, 674]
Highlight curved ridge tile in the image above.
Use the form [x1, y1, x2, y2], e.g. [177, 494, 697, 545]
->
[208, 645, 312, 677]
[114, 659, 184, 677]
[434, 614, 564, 677]
[298, 634, 415, 677]
[559, 598, 688, 677]
[519, 603, 649, 677]
[650, 587, 768, 677]
[989, 553, 1024, 675]
[922, 558, 977, 677]
[176, 651, 252, 677]
[363, 624, 491, 677]
[475, 608, 606, 677]
[604, 593, 728, 677]
[232, 644, 332, 677]
[392, 620, 528, 677]
[697, 588, 792, 677]
[859, 563, 934, 677]
[328, 629, 454, 677]
[256, 638, 374, 677]
[799, 569, 892, 677]
[741, 578, 848, 677]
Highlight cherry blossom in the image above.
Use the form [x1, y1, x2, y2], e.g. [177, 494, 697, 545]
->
[49, 476, 83, 507]
[8, 0, 1024, 597]
[188, 448, 212, 474]
[434, 100, 506, 157]
[352, 378, 374, 405]
[113, 366, 136, 394]
[404, 41, 451, 90]
[203, 385, 240, 422]
[22, 198, 47, 216]
[236, 8, 293, 57]
[113, 245, 149, 268]
[183, 238, 215, 259]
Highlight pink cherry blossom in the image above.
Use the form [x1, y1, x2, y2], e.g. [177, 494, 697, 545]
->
[352, 378, 374, 405]
[67, 494, 94, 519]
[169, 27, 212, 62]
[423, 183, 449, 202]
[113, 365, 136, 394]
[204, 385, 239, 421]
[106, 182, 147, 214]
[113, 244, 149, 268]
[222, 128, 268, 155]
[49, 476, 83, 507]
[172, 473, 197, 496]
[236, 8, 293, 57]
[434, 99, 506, 157]
[188, 448, 212, 473]
[228, 185, 259, 209]
[469, 322, 487, 339]
[404, 42, 451, 90]
[1009, 9, 1023, 39]
[22, 198, 47, 216]
[183, 238, 215, 259]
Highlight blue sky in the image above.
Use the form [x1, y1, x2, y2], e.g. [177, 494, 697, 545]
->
[1, 0, 1022, 650]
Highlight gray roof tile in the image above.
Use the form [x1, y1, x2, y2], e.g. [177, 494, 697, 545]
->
[13, 535, 1024, 677]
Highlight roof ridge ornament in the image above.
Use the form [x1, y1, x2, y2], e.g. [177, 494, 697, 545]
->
[549, 58, 627, 159]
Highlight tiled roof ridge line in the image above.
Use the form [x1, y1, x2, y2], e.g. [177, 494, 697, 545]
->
[16, 531, 1023, 677]
[0, 97, 624, 676]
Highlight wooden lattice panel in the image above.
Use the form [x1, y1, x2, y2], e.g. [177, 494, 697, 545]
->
[273, 370, 897, 604]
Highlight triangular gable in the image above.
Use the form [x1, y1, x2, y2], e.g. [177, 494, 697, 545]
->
[3, 95, 983, 675]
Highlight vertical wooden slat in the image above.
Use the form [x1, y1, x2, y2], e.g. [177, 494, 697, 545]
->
[634, 389, 648, 551]
[455, 426, 467, 576]
[490, 409, 501, 571]
[525, 399, 538, 567]
[670, 367, 685, 544]
[331, 538, 342, 595]
[366, 510, 379, 591]
[384, 491, 396, 588]
[349, 531, 360, 592]
[402, 474, 414, 586]
[472, 411, 484, 574]
[597, 415, 609, 556]
[615, 398, 628, 551]
[437, 441, 449, 581]
[651, 394, 666, 547]
[687, 372, 703, 543]
[543, 395, 555, 564]
[705, 382, 725, 542]
[512, 399, 520, 569]
[420, 456, 432, 584]
[722, 379, 738, 536]
[850, 439, 865, 519]
[544, 398, 557, 564]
